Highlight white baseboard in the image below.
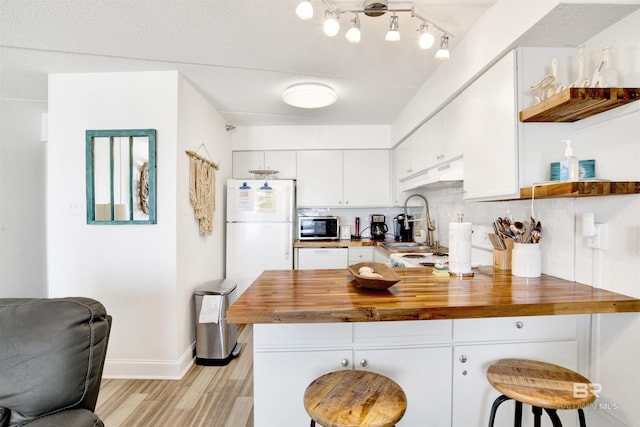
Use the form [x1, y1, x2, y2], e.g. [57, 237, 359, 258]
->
[102, 342, 195, 380]
[586, 406, 632, 427]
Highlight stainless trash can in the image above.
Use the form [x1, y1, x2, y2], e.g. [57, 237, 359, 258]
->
[194, 279, 241, 366]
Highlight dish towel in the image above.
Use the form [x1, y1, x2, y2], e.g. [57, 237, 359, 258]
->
[199, 295, 222, 324]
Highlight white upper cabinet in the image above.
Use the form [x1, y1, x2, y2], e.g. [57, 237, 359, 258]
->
[462, 51, 519, 200]
[440, 97, 464, 163]
[343, 150, 389, 207]
[232, 150, 297, 179]
[393, 124, 427, 181]
[297, 150, 390, 207]
[296, 150, 343, 207]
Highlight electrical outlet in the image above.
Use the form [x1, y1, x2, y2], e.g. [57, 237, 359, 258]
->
[471, 225, 494, 250]
[587, 223, 608, 250]
[66, 203, 85, 215]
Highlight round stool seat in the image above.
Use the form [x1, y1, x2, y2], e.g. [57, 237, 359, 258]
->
[487, 358, 596, 410]
[303, 370, 407, 427]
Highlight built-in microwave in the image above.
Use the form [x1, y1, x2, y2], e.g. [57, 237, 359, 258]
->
[298, 216, 340, 240]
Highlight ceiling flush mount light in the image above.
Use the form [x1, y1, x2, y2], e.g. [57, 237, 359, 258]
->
[435, 35, 450, 60]
[282, 83, 337, 109]
[295, 1, 453, 58]
[385, 13, 400, 41]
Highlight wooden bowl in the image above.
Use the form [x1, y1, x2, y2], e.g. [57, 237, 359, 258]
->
[347, 262, 401, 290]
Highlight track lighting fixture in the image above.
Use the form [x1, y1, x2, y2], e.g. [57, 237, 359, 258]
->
[435, 35, 450, 60]
[295, 0, 453, 59]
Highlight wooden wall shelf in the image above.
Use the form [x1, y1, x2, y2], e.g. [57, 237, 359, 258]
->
[519, 88, 640, 122]
[520, 181, 640, 199]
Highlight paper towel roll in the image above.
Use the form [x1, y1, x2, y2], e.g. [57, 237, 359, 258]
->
[449, 222, 472, 274]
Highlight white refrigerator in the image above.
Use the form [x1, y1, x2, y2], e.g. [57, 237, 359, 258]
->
[225, 179, 295, 295]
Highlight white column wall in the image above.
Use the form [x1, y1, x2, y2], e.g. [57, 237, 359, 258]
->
[47, 70, 229, 378]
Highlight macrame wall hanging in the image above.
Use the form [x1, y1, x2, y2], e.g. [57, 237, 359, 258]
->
[186, 145, 219, 236]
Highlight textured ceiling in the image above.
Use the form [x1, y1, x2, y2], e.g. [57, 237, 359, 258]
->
[1, 1, 638, 126]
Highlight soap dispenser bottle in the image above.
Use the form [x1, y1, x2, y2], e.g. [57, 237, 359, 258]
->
[560, 140, 579, 181]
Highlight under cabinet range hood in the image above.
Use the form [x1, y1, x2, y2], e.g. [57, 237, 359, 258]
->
[400, 157, 463, 191]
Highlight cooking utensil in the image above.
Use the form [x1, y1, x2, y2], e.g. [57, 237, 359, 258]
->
[488, 233, 506, 250]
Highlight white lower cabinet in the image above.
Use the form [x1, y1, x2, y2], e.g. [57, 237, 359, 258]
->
[296, 247, 348, 269]
[348, 246, 373, 265]
[253, 315, 586, 427]
[452, 341, 578, 427]
[354, 346, 452, 426]
[254, 348, 352, 427]
[452, 315, 583, 427]
[373, 247, 391, 264]
[254, 321, 452, 427]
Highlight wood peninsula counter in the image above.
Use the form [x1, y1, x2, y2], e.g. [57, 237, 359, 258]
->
[227, 267, 640, 324]
[230, 267, 640, 427]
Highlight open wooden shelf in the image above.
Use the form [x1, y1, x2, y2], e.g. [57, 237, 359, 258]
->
[520, 181, 640, 199]
[519, 88, 640, 122]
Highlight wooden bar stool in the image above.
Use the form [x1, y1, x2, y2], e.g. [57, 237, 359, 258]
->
[486, 358, 596, 427]
[303, 370, 407, 427]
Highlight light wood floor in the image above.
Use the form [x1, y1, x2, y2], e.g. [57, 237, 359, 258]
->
[96, 324, 254, 427]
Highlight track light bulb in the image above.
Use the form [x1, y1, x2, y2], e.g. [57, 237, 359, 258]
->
[296, 1, 314, 20]
[385, 14, 400, 41]
[435, 35, 450, 60]
[323, 10, 340, 37]
[418, 26, 435, 49]
[345, 13, 361, 43]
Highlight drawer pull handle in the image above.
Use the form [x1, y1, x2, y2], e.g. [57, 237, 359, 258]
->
[462, 370, 468, 376]
[459, 355, 467, 363]
[341, 359, 349, 367]
[360, 359, 368, 368]
[515, 321, 524, 329]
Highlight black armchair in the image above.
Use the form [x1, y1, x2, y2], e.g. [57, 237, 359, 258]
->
[0, 297, 112, 427]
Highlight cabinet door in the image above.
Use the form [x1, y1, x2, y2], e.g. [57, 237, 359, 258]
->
[425, 110, 443, 169]
[343, 150, 390, 207]
[232, 151, 264, 178]
[348, 247, 373, 265]
[463, 51, 519, 200]
[264, 150, 297, 179]
[393, 138, 412, 181]
[373, 248, 390, 264]
[441, 96, 463, 161]
[409, 124, 429, 174]
[296, 150, 343, 207]
[254, 349, 352, 427]
[354, 346, 452, 426]
[452, 340, 578, 427]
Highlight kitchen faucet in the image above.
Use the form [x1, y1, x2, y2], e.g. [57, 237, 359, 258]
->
[403, 194, 436, 247]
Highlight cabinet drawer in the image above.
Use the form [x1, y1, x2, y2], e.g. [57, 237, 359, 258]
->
[354, 320, 452, 347]
[453, 315, 578, 343]
[254, 323, 352, 350]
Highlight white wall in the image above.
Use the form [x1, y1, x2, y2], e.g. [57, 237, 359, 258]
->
[176, 74, 232, 358]
[0, 100, 48, 297]
[232, 124, 391, 150]
[47, 71, 231, 379]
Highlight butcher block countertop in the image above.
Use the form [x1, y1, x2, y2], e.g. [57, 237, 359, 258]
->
[227, 267, 640, 324]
